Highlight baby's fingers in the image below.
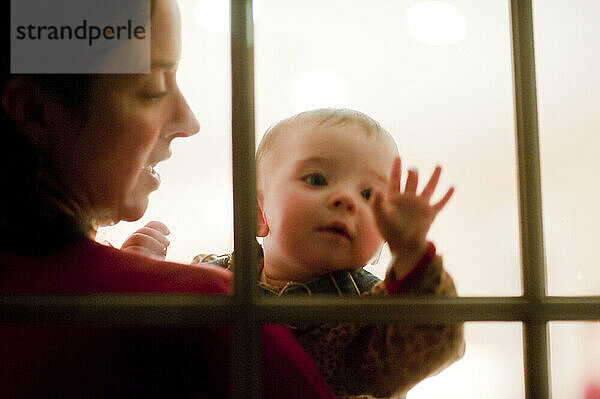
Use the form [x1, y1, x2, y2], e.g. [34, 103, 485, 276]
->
[387, 157, 402, 197]
[134, 222, 171, 247]
[370, 190, 388, 225]
[432, 186, 455, 214]
[405, 169, 418, 194]
[121, 221, 171, 258]
[122, 231, 168, 252]
[421, 166, 442, 201]
[145, 221, 170, 237]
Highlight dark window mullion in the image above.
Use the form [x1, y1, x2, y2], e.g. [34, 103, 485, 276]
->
[230, 0, 260, 398]
[509, 0, 550, 397]
[256, 296, 600, 324]
[2, 295, 599, 325]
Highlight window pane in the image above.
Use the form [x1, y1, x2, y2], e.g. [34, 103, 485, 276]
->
[534, 0, 600, 295]
[550, 322, 600, 399]
[98, 0, 522, 296]
[254, 0, 520, 296]
[97, 0, 234, 264]
[408, 322, 524, 399]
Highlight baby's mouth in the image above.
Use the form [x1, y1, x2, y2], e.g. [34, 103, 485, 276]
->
[319, 223, 352, 241]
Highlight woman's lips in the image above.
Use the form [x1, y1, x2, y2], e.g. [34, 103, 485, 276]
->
[141, 165, 161, 190]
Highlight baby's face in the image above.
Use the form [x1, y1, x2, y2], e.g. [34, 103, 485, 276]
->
[259, 121, 397, 282]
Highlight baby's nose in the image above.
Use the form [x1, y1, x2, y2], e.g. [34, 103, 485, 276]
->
[329, 193, 356, 213]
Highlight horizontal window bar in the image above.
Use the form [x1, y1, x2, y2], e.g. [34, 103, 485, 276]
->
[256, 296, 600, 323]
[0, 295, 233, 325]
[1, 296, 599, 324]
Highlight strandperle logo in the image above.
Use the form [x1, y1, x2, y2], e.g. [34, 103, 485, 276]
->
[11, 0, 150, 73]
[15, 19, 147, 47]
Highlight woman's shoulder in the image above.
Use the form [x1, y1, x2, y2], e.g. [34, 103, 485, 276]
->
[0, 239, 231, 295]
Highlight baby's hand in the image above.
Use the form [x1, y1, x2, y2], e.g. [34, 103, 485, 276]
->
[371, 157, 453, 279]
[121, 221, 171, 260]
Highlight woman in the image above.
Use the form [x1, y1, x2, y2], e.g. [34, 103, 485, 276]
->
[0, 0, 336, 397]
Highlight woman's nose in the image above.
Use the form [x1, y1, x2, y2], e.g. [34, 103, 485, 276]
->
[163, 88, 200, 139]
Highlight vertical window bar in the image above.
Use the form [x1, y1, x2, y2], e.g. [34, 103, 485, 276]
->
[230, 0, 260, 398]
[509, 0, 550, 397]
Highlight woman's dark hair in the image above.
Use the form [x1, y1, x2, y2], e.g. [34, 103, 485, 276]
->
[0, 76, 95, 255]
[0, 1, 154, 255]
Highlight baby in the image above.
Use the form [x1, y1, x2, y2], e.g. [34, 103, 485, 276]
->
[124, 108, 465, 398]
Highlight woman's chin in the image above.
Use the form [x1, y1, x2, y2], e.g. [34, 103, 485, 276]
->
[118, 196, 150, 223]
[117, 176, 158, 222]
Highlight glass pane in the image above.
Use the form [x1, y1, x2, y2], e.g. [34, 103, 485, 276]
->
[97, 0, 234, 264]
[550, 322, 600, 399]
[254, 0, 520, 296]
[408, 322, 524, 399]
[534, 0, 600, 295]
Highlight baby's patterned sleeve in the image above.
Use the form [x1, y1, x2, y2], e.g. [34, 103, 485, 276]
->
[294, 256, 465, 399]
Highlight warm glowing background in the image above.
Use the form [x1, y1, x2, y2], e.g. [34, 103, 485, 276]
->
[97, 1, 600, 397]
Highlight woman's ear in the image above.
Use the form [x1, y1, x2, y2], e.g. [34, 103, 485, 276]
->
[2, 76, 51, 151]
[256, 192, 269, 237]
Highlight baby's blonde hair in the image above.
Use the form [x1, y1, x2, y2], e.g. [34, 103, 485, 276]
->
[256, 108, 397, 185]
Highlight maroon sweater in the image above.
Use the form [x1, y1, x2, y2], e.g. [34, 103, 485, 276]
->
[0, 239, 336, 399]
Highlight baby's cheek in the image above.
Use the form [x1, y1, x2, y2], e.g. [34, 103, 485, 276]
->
[283, 194, 313, 218]
[272, 194, 309, 235]
[361, 217, 385, 258]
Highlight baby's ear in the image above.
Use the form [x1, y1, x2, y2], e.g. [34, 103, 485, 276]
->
[256, 193, 269, 237]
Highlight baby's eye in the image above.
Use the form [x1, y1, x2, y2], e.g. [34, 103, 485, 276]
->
[303, 174, 327, 186]
[361, 188, 372, 200]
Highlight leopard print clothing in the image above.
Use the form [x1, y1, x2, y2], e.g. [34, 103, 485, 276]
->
[294, 257, 464, 398]
[193, 252, 465, 398]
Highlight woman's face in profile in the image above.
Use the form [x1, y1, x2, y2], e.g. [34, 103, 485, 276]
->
[56, 0, 199, 224]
